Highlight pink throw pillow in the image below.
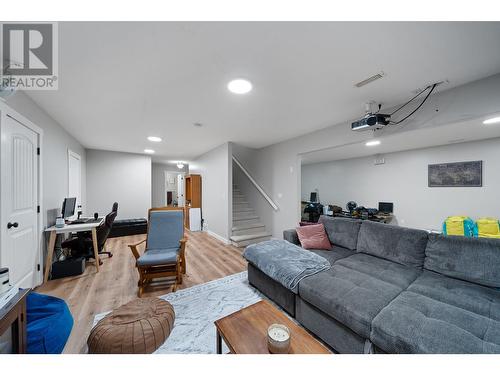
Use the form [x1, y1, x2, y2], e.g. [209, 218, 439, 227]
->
[295, 223, 332, 250]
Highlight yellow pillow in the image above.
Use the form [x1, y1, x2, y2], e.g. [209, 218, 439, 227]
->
[477, 218, 500, 238]
[445, 216, 467, 236]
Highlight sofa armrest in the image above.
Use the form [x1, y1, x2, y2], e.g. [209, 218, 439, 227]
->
[283, 229, 300, 246]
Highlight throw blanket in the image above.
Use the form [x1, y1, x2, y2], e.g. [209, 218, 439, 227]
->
[243, 239, 331, 293]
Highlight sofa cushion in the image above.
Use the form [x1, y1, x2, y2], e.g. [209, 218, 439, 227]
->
[296, 224, 332, 250]
[424, 233, 500, 288]
[371, 271, 500, 353]
[308, 246, 355, 265]
[112, 218, 147, 227]
[356, 221, 428, 268]
[283, 229, 300, 246]
[137, 247, 179, 266]
[318, 216, 361, 250]
[298, 253, 421, 338]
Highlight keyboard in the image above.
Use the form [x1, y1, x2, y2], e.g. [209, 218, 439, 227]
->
[67, 218, 101, 225]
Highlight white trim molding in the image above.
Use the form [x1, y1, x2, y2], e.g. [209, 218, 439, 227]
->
[205, 230, 231, 245]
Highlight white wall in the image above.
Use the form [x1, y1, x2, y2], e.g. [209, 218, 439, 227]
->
[302, 137, 500, 231]
[5, 92, 87, 227]
[190, 143, 232, 242]
[86, 149, 151, 219]
[151, 162, 188, 207]
[234, 74, 500, 238]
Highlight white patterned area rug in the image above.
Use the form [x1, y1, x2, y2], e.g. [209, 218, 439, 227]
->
[93, 271, 264, 354]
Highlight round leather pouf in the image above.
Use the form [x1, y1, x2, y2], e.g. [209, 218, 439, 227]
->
[87, 298, 175, 354]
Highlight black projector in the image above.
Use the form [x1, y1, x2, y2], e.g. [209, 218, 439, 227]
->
[351, 114, 390, 131]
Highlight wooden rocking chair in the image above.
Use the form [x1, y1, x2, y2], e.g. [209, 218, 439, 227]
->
[128, 207, 187, 297]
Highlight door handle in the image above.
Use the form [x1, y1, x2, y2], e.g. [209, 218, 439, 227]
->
[7, 222, 18, 229]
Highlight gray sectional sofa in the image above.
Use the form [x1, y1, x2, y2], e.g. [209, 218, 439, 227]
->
[247, 216, 500, 353]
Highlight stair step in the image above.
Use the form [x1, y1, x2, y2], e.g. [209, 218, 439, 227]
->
[232, 225, 266, 236]
[232, 217, 260, 226]
[233, 194, 246, 199]
[233, 199, 248, 208]
[230, 232, 272, 242]
[230, 232, 272, 248]
[232, 222, 266, 231]
[233, 207, 254, 213]
[233, 198, 248, 204]
[232, 214, 259, 221]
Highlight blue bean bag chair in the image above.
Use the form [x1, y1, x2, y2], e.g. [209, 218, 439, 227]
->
[27, 292, 73, 354]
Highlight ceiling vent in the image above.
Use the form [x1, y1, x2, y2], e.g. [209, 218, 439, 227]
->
[355, 72, 385, 88]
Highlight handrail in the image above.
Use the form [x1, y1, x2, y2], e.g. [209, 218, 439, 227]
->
[232, 155, 279, 211]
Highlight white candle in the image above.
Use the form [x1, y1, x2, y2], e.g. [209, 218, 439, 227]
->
[269, 326, 289, 341]
[267, 324, 291, 354]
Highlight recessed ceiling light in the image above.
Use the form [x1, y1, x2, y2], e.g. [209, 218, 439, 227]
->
[147, 136, 162, 142]
[227, 79, 252, 94]
[366, 140, 381, 147]
[144, 149, 155, 154]
[483, 116, 500, 125]
[193, 123, 203, 127]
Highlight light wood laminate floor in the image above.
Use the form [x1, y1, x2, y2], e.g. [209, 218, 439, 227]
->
[35, 231, 247, 354]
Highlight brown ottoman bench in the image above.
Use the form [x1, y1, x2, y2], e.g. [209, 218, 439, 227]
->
[88, 297, 175, 354]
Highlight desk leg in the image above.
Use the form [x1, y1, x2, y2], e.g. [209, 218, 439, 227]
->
[43, 230, 57, 283]
[216, 330, 222, 354]
[91, 227, 100, 273]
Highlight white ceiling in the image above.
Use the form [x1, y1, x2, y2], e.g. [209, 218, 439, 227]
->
[26, 22, 500, 161]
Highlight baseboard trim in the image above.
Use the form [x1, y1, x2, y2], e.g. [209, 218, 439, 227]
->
[206, 230, 231, 245]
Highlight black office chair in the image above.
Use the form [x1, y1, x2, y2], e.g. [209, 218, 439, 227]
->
[62, 202, 118, 265]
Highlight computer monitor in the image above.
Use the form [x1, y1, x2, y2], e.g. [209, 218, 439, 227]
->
[62, 197, 77, 218]
[310, 192, 318, 203]
[378, 202, 394, 214]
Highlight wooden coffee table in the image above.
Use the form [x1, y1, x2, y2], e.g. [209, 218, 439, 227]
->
[214, 300, 331, 354]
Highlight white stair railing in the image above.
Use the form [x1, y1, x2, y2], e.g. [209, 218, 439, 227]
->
[232, 155, 279, 211]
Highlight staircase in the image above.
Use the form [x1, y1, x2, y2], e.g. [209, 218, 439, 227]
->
[230, 185, 272, 247]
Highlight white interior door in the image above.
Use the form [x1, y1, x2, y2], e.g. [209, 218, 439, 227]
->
[68, 149, 81, 217]
[177, 174, 185, 207]
[1, 114, 39, 288]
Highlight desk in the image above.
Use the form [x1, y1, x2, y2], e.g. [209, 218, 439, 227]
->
[329, 212, 394, 224]
[44, 218, 104, 283]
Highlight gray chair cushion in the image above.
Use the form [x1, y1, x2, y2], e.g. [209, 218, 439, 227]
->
[424, 233, 500, 288]
[283, 229, 300, 246]
[318, 216, 362, 250]
[147, 210, 184, 249]
[356, 221, 428, 268]
[137, 247, 179, 266]
[308, 246, 355, 265]
[298, 253, 421, 338]
[371, 271, 500, 353]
